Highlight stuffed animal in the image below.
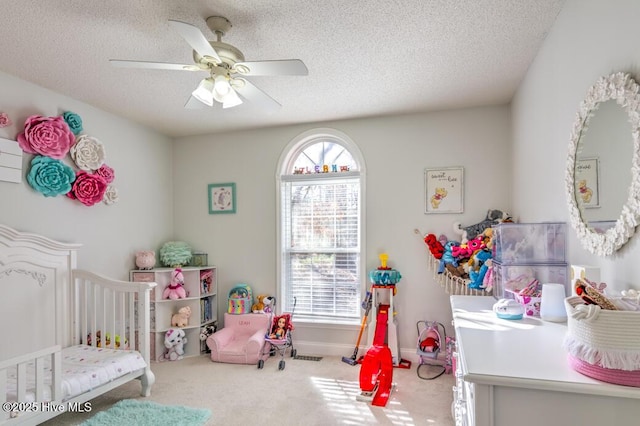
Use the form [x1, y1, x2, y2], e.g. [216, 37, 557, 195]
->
[438, 241, 460, 274]
[163, 268, 187, 300]
[135, 250, 156, 270]
[162, 327, 187, 361]
[424, 233, 445, 259]
[451, 242, 472, 260]
[199, 324, 216, 341]
[199, 324, 217, 353]
[453, 209, 511, 242]
[263, 296, 275, 314]
[468, 249, 492, 289]
[482, 259, 495, 291]
[171, 306, 192, 327]
[252, 294, 267, 313]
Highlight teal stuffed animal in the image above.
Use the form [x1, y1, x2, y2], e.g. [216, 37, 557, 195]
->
[468, 249, 492, 289]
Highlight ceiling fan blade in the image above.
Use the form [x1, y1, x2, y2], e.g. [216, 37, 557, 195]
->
[233, 59, 308, 76]
[109, 59, 200, 71]
[233, 78, 281, 111]
[169, 20, 221, 63]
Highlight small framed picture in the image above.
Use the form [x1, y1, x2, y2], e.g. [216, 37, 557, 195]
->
[424, 167, 464, 214]
[208, 183, 236, 214]
[575, 158, 599, 208]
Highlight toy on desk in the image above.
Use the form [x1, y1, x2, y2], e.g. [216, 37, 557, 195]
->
[163, 268, 187, 300]
[493, 298, 525, 320]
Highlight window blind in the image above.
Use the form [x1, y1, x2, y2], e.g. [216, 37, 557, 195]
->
[281, 176, 361, 319]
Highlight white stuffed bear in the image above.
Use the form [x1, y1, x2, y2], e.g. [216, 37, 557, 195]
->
[162, 327, 187, 361]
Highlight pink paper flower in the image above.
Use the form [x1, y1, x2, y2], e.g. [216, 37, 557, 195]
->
[94, 164, 115, 184]
[0, 112, 11, 128]
[66, 171, 107, 206]
[17, 115, 75, 159]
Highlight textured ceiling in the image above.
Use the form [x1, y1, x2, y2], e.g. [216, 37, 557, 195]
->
[0, 0, 565, 138]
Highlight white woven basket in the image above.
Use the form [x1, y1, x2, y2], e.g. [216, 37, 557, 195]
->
[564, 296, 640, 370]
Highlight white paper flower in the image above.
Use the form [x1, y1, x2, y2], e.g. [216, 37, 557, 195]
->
[103, 185, 119, 205]
[71, 135, 106, 171]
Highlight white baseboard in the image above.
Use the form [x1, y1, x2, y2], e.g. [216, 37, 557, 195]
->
[293, 340, 422, 365]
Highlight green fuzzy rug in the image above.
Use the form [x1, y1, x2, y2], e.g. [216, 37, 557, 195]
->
[81, 399, 211, 426]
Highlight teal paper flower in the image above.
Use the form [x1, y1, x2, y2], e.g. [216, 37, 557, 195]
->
[62, 111, 83, 135]
[27, 156, 76, 197]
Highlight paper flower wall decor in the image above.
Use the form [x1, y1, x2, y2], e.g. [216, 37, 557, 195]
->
[70, 135, 105, 171]
[26, 156, 76, 197]
[62, 111, 83, 135]
[103, 185, 119, 205]
[0, 112, 12, 128]
[18, 111, 120, 207]
[94, 164, 115, 184]
[160, 241, 193, 268]
[66, 170, 108, 206]
[17, 115, 75, 159]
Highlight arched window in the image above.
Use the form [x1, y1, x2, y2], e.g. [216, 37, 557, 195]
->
[276, 128, 366, 322]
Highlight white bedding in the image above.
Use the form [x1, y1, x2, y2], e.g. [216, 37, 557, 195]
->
[6, 345, 147, 402]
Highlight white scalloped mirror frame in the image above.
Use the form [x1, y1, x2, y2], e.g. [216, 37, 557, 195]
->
[566, 72, 640, 256]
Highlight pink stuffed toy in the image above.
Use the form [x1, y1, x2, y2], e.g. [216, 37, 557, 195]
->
[163, 268, 187, 300]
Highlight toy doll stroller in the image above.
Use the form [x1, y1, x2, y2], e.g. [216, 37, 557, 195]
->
[258, 297, 297, 370]
[416, 320, 449, 380]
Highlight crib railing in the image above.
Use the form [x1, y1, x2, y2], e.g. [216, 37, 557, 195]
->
[71, 270, 156, 365]
[0, 345, 62, 423]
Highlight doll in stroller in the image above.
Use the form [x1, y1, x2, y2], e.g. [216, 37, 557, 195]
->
[258, 299, 297, 370]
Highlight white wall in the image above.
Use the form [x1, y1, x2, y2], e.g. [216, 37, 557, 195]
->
[0, 71, 174, 279]
[174, 106, 512, 354]
[512, 0, 640, 290]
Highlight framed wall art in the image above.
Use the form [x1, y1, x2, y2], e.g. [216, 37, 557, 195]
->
[208, 182, 236, 214]
[575, 158, 599, 208]
[424, 167, 464, 214]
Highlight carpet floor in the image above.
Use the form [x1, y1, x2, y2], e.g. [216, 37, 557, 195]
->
[42, 354, 454, 425]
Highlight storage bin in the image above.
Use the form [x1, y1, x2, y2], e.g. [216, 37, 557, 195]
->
[492, 261, 568, 300]
[564, 296, 640, 387]
[492, 222, 566, 264]
[505, 290, 541, 317]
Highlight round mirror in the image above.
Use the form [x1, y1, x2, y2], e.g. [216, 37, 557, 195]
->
[566, 72, 640, 256]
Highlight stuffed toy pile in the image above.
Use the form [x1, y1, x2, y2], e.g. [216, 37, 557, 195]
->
[422, 208, 512, 292]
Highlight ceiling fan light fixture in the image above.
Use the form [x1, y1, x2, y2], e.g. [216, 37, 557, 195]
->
[191, 77, 215, 106]
[212, 75, 232, 102]
[222, 89, 243, 109]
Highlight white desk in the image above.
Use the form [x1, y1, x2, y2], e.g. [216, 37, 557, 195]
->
[451, 295, 640, 426]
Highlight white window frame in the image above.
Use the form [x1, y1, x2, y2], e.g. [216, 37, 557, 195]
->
[276, 128, 366, 324]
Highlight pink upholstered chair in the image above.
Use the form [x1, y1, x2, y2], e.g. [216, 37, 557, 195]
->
[207, 313, 271, 364]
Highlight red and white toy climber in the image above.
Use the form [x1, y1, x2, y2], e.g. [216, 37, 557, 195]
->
[357, 254, 411, 407]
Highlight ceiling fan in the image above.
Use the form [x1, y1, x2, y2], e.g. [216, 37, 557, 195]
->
[109, 16, 308, 110]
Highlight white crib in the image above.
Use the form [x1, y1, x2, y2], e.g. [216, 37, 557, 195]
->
[0, 225, 155, 425]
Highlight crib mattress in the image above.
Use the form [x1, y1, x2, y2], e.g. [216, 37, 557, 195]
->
[7, 344, 147, 402]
